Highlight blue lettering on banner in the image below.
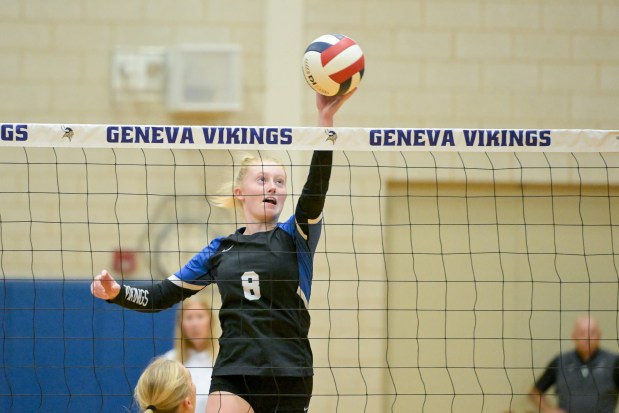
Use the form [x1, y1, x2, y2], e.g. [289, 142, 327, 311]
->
[200, 127, 292, 145]
[370, 129, 456, 147]
[106, 126, 195, 144]
[463, 129, 551, 147]
[103, 126, 294, 145]
[370, 129, 551, 147]
[1, 124, 28, 141]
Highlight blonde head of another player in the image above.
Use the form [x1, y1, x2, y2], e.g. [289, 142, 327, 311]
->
[135, 357, 196, 413]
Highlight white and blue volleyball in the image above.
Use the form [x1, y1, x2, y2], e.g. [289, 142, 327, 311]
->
[302, 34, 365, 96]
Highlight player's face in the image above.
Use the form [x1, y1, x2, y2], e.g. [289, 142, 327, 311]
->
[236, 163, 287, 225]
[181, 301, 211, 347]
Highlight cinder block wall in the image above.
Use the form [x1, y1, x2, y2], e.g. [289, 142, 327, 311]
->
[1, 0, 617, 128]
[304, 0, 619, 129]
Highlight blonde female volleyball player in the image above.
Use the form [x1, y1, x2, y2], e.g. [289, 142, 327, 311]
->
[91, 91, 355, 413]
[163, 294, 217, 413]
[135, 357, 197, 413]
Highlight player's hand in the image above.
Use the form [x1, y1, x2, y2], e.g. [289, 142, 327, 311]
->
[316, 90, 356, 127]
[90, 270, 121, 300]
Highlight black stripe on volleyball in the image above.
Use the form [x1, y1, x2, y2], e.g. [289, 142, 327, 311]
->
[337, 77, 353, 96]
[336, 69, 364, 96]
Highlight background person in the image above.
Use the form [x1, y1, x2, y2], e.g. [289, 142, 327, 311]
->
[163, 294, 217, 413]
[529, 315, 619, 413]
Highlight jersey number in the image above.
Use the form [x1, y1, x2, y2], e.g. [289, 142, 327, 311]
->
[241, 271, 261, 301]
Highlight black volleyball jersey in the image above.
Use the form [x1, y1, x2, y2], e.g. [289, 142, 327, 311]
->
[175, 216, 318, 376]
[110, 151, 332, 378]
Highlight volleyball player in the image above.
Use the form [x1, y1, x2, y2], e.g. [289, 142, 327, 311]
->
[91, 91, 355, 413]
[163, 294, 217, 413]
[135, 357, 196, 413]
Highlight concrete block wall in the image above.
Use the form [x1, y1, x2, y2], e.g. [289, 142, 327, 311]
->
[0, 0, 617, 128]
[304, 0, 619, 129]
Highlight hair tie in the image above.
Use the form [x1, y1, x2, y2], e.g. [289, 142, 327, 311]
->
[146, 405, 158, 412]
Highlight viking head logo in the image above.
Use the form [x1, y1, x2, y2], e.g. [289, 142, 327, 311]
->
[325, 129, 337, 144]
[61, 126, 74, 141]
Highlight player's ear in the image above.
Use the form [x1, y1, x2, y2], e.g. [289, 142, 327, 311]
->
[182, 396, 193, 412]
[233, 186, 244, 202]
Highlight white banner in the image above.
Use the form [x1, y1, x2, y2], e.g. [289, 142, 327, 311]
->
[1, 123, 619, 152]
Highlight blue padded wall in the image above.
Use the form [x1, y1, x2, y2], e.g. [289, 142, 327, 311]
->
[0, 280, 176, 413]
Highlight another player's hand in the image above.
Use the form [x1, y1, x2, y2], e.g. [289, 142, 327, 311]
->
[316, 90, 356, 127]
[91, 270, 121, 300]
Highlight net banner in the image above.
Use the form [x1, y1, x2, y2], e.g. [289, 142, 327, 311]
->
[1, 123, 618, 152]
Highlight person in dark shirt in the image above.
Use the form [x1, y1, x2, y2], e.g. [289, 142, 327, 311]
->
[91, 91, 355, 413]
[529, 315, 619, 413]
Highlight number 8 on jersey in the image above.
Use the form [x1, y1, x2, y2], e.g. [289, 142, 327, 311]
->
[241, 271, 261, 301]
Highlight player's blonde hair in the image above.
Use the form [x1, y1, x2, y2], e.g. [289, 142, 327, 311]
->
[172, 293, 218, 364]
[211, 153, 286, 209]
[134, 357, 192, 413]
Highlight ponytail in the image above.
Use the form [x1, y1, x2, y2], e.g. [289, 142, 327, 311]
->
[134, 358, 192, 413]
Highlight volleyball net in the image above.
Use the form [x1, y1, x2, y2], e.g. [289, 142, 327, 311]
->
[1, 124, 618, 413]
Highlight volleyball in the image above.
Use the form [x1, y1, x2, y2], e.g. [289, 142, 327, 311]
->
[302, 34, 365, 96]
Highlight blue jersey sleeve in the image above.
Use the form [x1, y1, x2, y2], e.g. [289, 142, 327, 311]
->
[279, 214, 322, 305]
[172, 237, 223, 287]
[279, 150, 332, 305]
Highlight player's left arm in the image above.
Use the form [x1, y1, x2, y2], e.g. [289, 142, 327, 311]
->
[290, 92, 356, 305]
[291, 152, 331, 306]
[295, 150, 332, 241]
[295, 91, 355, 240]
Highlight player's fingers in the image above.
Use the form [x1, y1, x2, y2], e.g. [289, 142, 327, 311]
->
[316, 89, 355, 115]
[98, 271, 116, 289]
[90, 279, 108, 299]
